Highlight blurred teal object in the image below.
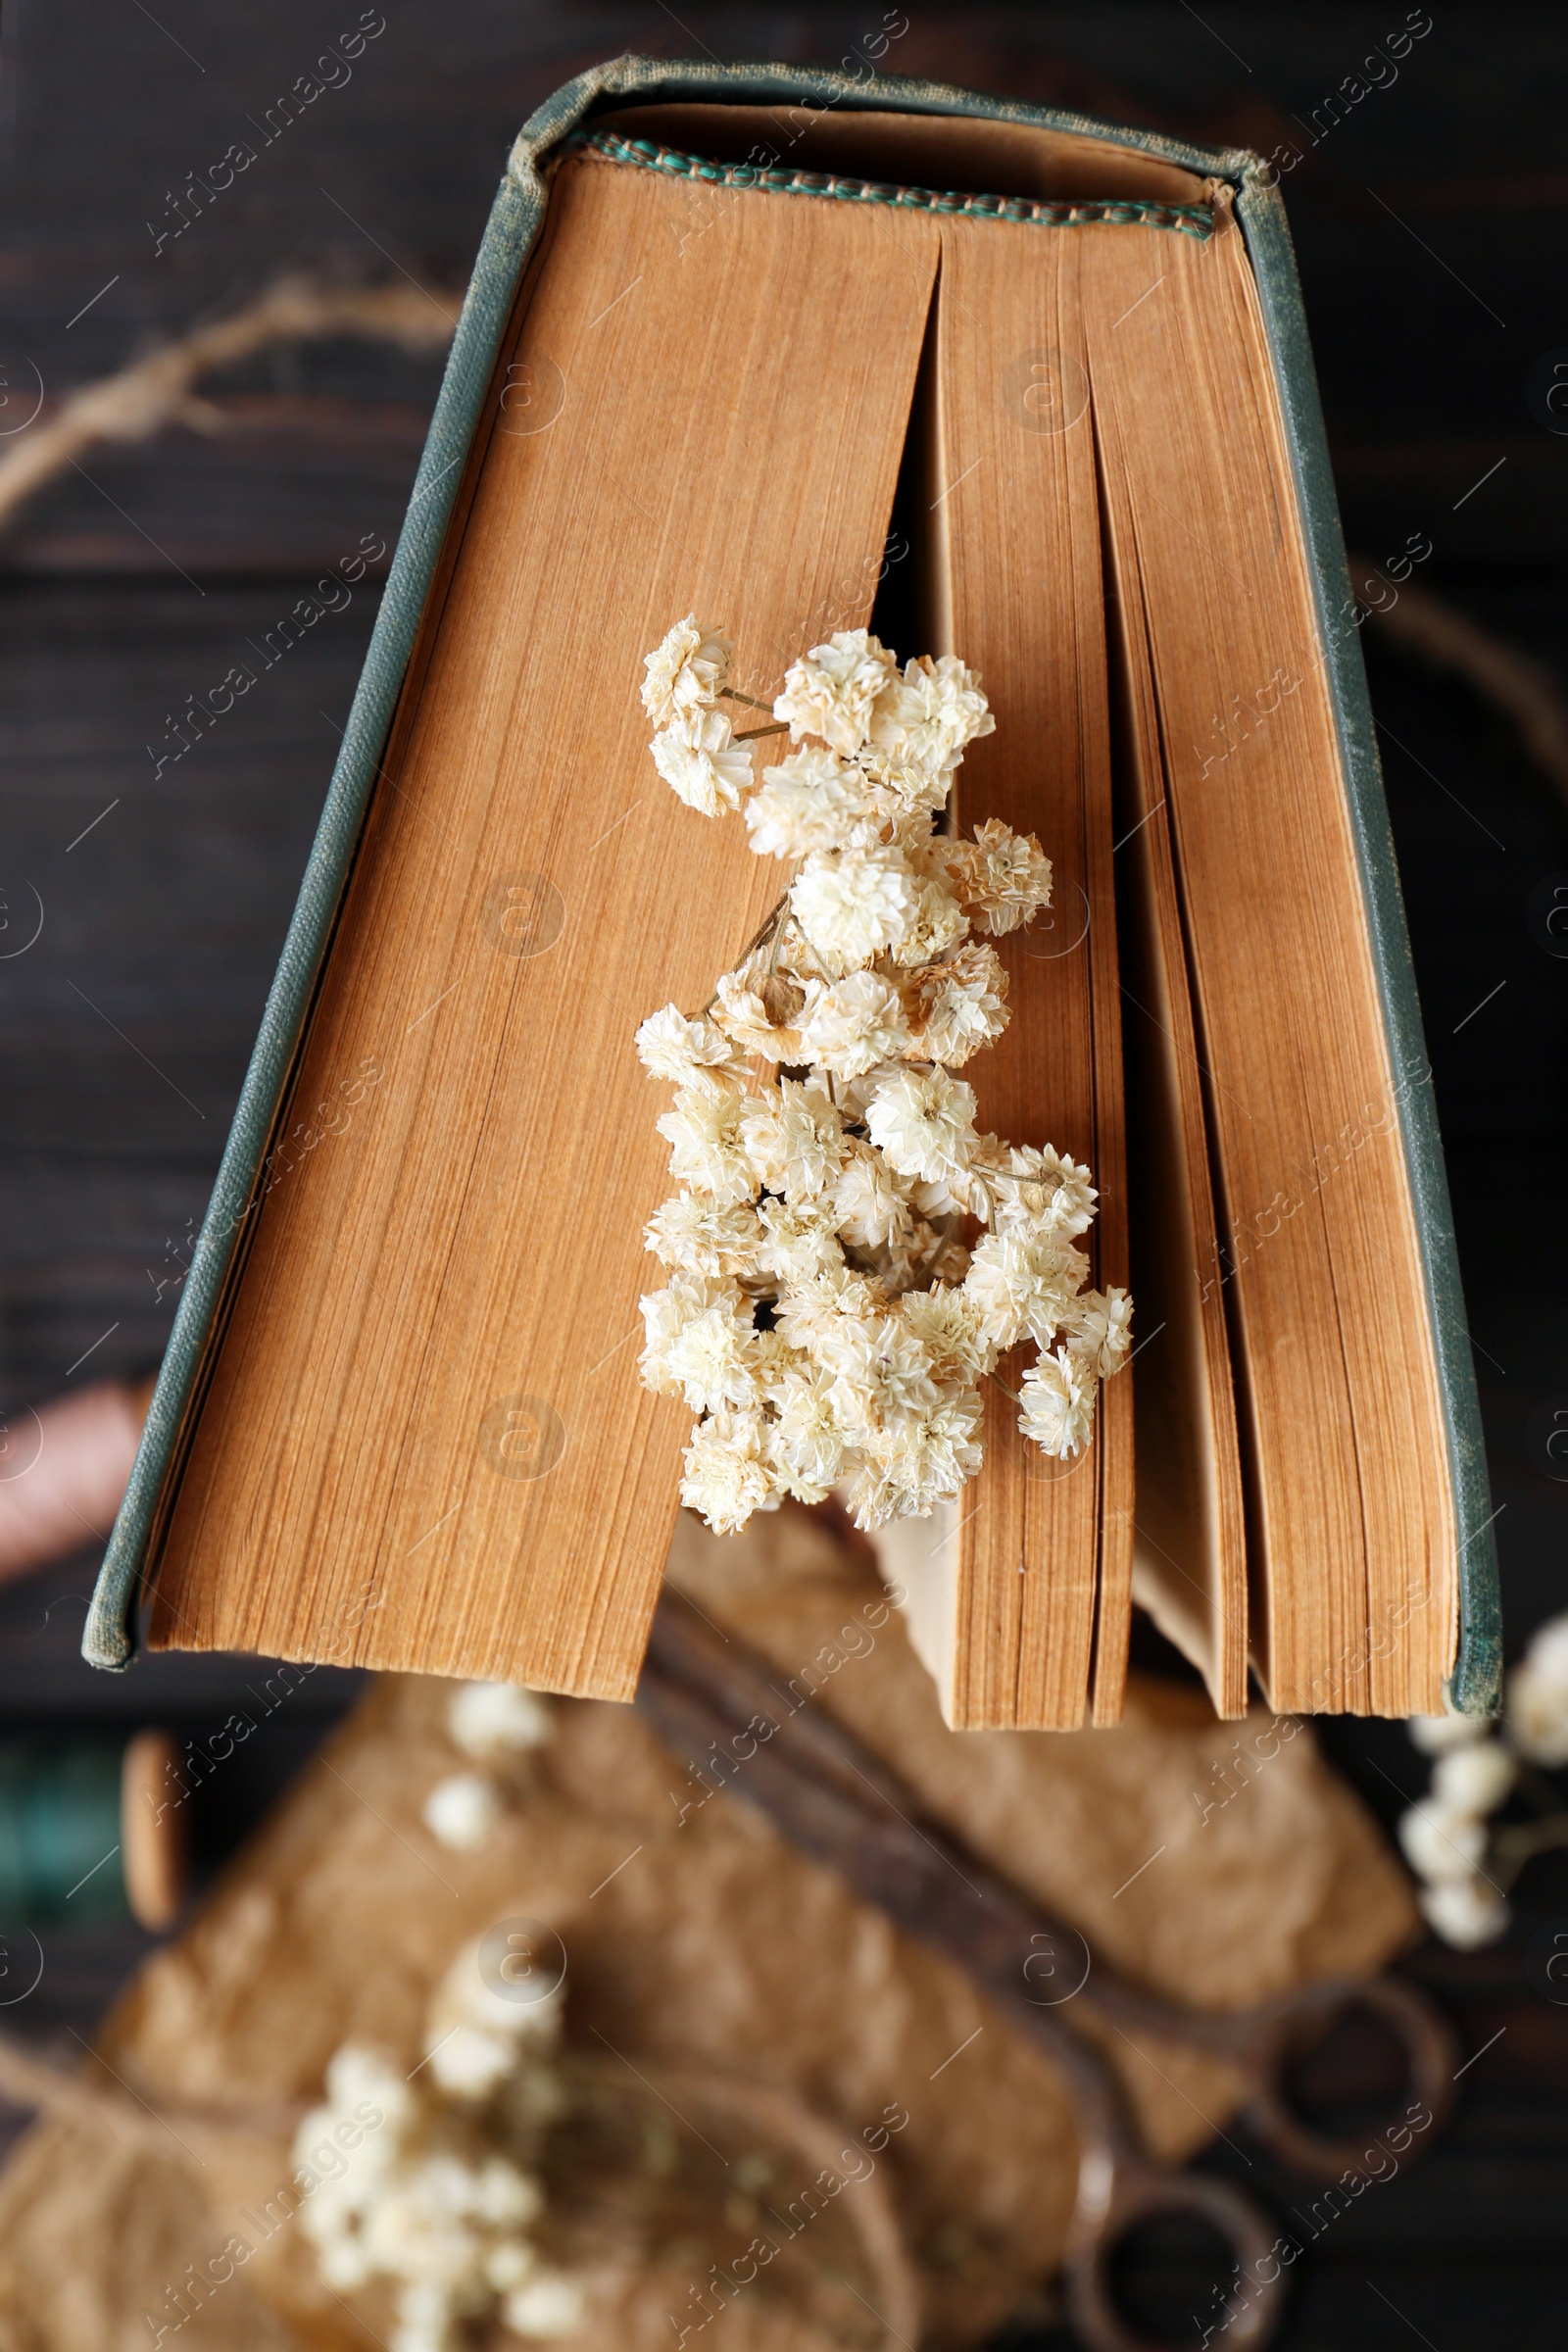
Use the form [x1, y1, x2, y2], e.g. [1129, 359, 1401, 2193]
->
[0, 1743, 127, 1923]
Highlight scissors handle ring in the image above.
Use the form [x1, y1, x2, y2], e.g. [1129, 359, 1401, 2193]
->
[1065, 2158, 1285, 2352]
[1239, 1975, 1458, 2179]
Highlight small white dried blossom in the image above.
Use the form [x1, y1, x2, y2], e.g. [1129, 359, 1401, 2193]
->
[832, 1140, 914, 1250]
[765, 1360, 847, 1499]
[756, 1197, 844, 1286]
[639, 1275, 756, 1413]
[864, 1065, 977, 1184]
[1397, 1798, 1488, 1883]
[1018, 1348, 1098, 1458]
[448, 1682, 553, 1761]
[798, 970, 909, 1078]
[1399, 1614, 1568, 1954]
[423, 1773, 503, 1853]
[898, 1285, 993, 1382]
[506, 2275, 589, 2337]
[295, 2046, 407, 2291]
[818, 1310, 943, 1440]
[964, 1227, 1090, 1352]
[656, 1078, 754, 1202]
[641, 614, 733, 725]
[651, 707, 755, 816]
[867, 653, 996, 779]
[1432, 1740, 1516, 1816]
[741, 1076, 846, 1202]
[423, 2029, 517, 2104]
[711, 966, 806, 1063]
[486, 2243, 538, 2293]
[1408, 1696, 1489, 1755]
[422, 1936, 563, 2101]
[886, 874, 971, 969]
[667, 1309, 760, 1416]
[644, 1192, 761, 1279]
[1418, 1874, 1509, 1949]
[1403, 1675, 1528, 1951]
[634, 1003, 744, 1088]
[790, 846, 918, 970]
[384, 2147, 533, 2244]
[388, 2277, 450, 2352]
[1064, 1287, 1135, 1380]
[680, 1406, 774, 1534]
[885, 805, 942, 862]
[1507, 1613, 1568, 1765]
[903, 941, 1008, 1064]
[994, 1145, 1099, 1238]
[949, 816, 1054, 936]
[744, 744, 880, 858]
[845, 1390, 986, 1528]
[640, 1274, 726, 1395]
[774, 1264, 889, 1354]
[773, 627, 897, 755]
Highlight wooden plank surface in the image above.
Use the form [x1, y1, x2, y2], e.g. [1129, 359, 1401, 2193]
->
[0, 7, 1565, 2342]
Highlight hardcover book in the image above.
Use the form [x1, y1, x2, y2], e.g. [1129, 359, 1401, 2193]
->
[84, 56, 1500, 1727]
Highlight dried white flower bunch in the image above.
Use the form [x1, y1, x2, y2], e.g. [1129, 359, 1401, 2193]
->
[296, 1940, 584, 2352]
[423, 1681, 555, 1853]
[636, 615, 1133, 1535]
[1400, 1611, 1568, 1949]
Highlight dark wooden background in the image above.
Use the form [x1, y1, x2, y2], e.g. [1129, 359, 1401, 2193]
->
[1, 5, 1565, 2345]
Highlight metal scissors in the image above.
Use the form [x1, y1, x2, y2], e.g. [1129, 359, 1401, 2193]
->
[636, 1590, 1457, 2352]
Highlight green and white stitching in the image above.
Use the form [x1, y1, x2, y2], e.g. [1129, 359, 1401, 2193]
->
[566, 127, 1214, 241]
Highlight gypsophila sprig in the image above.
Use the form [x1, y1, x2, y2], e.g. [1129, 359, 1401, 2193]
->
[298, 1700, 587, 2348]
[635, 618, 1132, 1534]
[296, 1939, 586, 2350]
[1398, 1610, 1568, 1950]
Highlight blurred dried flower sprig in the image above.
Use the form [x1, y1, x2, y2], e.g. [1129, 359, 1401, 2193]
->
[0, 274, 460, 540]
[298, 1674, 921, 2352]
[1402, 1610, 1568, 1946]
[296, 1957, 582, 2350]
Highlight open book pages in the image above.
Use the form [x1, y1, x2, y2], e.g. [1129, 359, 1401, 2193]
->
[136, 101, 1460, 1724]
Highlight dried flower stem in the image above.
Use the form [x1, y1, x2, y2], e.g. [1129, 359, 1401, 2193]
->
[696, 893, 792, 1017]
[741, 895, 790, 962]
[1514, 1759, 1566, 1816]
[1492, 1814, 1568, 1893]
[763, 860, 812, 994]
[766, 900, 796, 985]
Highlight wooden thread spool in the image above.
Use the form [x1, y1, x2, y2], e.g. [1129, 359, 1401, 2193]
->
[0, 1732, 186, 1931]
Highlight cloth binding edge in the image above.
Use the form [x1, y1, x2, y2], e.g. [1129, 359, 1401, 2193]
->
[567, 125, 1215, 238]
